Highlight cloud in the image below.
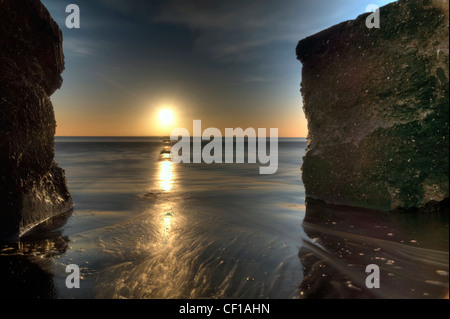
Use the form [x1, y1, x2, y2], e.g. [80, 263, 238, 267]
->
[153, 0, 398, 63]
[63, 38, 94, 57]
[240, 76, 272, 83]
[154, 0, 310, 62]
[96, 0, 134, 16]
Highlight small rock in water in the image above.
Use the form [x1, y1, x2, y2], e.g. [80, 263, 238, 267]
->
[144, 192, 157, 199]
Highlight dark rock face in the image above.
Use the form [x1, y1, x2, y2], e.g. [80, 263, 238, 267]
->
[296, 0, 449, 211]
[0, 0, 73, 241]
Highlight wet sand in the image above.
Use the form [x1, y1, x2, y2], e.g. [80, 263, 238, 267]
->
[0, 137, 448, 299]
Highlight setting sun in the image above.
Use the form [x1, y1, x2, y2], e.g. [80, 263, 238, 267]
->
[158, 109, 175, 126]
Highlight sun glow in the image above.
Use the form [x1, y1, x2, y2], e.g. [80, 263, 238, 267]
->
[158, 109, 175, 127]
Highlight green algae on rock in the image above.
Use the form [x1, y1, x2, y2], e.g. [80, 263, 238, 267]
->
[296, 0, 449, 211]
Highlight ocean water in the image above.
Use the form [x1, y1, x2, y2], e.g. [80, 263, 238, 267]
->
[18, 137, 307, 299]
[0, 137, 448, 299]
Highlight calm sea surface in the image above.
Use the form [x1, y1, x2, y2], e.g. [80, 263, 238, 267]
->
[0, 137, 448, 299]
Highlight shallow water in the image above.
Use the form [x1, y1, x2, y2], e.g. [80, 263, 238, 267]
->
[299, 199, 449, 298]
[0, 137, 448, 299]
[2, 137, 307, 299]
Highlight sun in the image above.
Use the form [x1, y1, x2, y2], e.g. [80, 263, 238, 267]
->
[158, 109, 175, 126]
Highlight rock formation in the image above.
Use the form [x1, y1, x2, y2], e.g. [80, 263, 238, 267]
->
[0, 0, 73, 241]
[296, 0, 449, 212]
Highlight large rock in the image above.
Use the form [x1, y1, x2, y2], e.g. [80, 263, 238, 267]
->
[0, 0, 73, 241]
[296, 0, 449, 211]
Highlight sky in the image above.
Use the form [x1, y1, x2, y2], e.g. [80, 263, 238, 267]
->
[41, 0, 397, 137]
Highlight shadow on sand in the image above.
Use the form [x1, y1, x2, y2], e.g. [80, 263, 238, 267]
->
[298, 198, 449, 299]
[0, 210, 72, 299]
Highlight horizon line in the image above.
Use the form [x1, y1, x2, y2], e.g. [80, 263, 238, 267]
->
[55, 135, 308, 138]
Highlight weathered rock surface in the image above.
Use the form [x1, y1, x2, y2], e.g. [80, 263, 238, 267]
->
[0, 0, 73, 241]
[297, 0, 449, 211]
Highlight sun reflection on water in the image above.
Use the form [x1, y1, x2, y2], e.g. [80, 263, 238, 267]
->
[159, 159, 174, 192]
[157, 151, 177, 245]
[161, 208, 174, 245]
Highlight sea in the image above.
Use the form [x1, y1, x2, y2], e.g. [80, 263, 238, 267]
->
[0, 137, 448, 299]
